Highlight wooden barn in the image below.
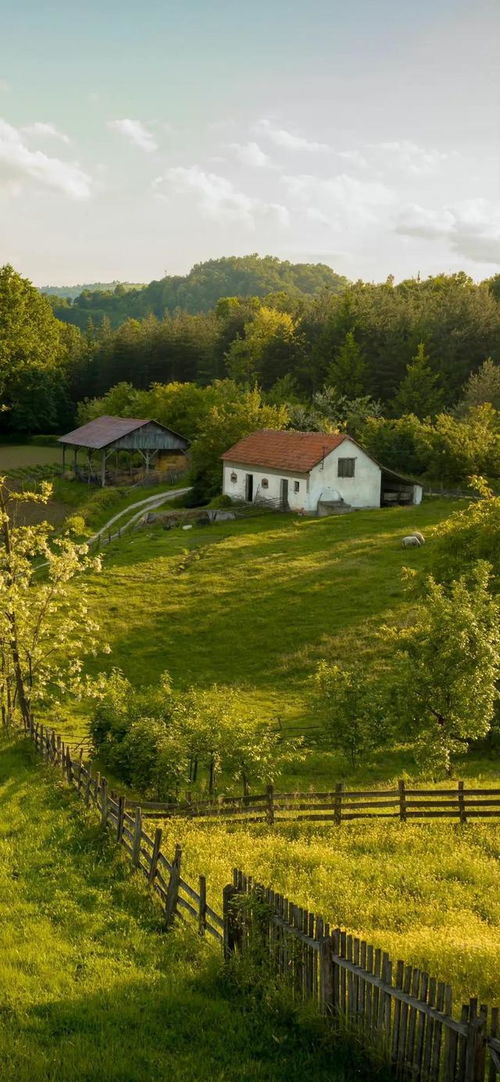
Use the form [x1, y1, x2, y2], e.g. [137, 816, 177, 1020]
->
[59, 416, 189, 486]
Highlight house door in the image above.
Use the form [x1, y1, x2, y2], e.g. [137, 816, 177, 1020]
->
[280, 478, 289, 509]
[245, 473, 254, 501]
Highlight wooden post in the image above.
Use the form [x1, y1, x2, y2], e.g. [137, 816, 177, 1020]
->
[458, 781, 467, 824]
[84, 768, 92, 807]
[116, 795, 125, 842]
[101, 776, 108, 826]
[334, 783, 343, 825]
[77, 749, 83, 792]
[65, 746, 72, 784]
[56, 733, 62, 768]
[198, 874, 207, 936]
[131, 807, 142, 867]
[266, 784, 275, 826]
[398, 779, 407, 822]
[320, 934, 334, 1016]
[148, 827, 163, 885]
[223, 883, 241, 960]
[464, 1000, 487, 1082]
[164, 844, 182, 927]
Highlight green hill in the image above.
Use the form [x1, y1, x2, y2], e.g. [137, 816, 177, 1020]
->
[49, 254, 348, 328]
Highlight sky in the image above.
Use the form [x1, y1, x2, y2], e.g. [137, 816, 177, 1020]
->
[0, 0, 499, 286]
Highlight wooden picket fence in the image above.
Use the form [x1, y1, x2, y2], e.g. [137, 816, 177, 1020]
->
[126, 780, 500, 825]
[224, 872, 500, 1082]
[25, 721, 499, 1082]
[31, 722, 224, 942]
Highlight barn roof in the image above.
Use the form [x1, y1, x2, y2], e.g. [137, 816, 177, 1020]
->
[58, 416, 186, 450]
[221, 429, 348, 473]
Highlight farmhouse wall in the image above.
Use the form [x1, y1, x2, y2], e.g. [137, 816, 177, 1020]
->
[310, 439, 381, 509]
[223, 463, 309, 511]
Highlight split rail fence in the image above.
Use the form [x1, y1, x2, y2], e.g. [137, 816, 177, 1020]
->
[25, 721, 499, 1082]
[126, 780, 500, 825]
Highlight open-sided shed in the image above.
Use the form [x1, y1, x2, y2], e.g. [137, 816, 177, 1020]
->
[59, 416, 188, 486]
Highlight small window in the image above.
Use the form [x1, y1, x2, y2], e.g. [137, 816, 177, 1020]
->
[230, 471, 237, 484]
[338, 458, 355, 478]
[294, 481, 300, 493]
[261, 478, 269, 489]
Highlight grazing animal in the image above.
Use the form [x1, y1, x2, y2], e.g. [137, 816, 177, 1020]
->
[413, 531, 425, 544]
[401, 535, 421, 548]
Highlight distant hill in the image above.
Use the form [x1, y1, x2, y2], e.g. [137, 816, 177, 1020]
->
[48, 255, 348, 329]
[41, 281, 145, 300]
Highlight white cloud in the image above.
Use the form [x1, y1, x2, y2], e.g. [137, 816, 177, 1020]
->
[376, 140, 448, 176]
[23, 121, 71, 145]
[255, 118, 330, 153]
[283, 172, 394, 228]
[0, 118, 91, 199]
[396, 199, 500, 264]
[108, 118, 158, 152]
[229, 141, 271, 168]
[154, 165, 290, 229]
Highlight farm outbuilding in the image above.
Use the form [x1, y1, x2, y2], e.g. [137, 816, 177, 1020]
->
[59, 416, 189, 486]
[221, 430, 423, 514]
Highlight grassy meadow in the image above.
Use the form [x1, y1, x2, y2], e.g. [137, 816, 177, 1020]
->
[0, 733, 377, 1082]
[157, 815, 500, 1008]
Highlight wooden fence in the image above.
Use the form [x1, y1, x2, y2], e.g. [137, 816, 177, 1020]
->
[24, 720, 499, 1082]
[30, 722, 224, 943]
[225, 871, 500, 1082]
[126, 780, 500, 825]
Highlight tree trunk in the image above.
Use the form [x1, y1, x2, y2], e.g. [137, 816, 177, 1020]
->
[0, 486, 31, 729]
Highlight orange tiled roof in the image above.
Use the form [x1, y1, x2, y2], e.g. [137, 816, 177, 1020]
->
[221, 429, 348, 472]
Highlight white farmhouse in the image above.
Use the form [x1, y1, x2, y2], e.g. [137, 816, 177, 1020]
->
[221, 430, 423, 515]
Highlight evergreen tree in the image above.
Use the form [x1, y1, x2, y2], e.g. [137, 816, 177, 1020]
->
[392, 343, 443, 419]
[327, 331, 366, 396]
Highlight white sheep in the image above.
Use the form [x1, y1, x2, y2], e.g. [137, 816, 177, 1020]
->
[401, 535, 421, 548]
[413, 531, 425, 544]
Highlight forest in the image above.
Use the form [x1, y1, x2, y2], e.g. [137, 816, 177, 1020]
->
[1, 257, 500, 495]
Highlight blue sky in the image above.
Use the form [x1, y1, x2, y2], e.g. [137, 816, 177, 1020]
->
[0, 0, 498, 284]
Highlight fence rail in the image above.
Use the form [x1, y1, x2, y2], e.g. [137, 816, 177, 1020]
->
[225, 871, 499, 1082]
[30, 721, 223, 943]
[126, 780, 500, 825]
[23, 720, 498, 1082]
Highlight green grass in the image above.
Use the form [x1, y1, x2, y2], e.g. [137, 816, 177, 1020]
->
[52, 478, 183, 533]
[0, 733, 376, 1082]
[0, 444, 61, 471]
[65, 498, 499, 785]
[157, 816, 500, 1009]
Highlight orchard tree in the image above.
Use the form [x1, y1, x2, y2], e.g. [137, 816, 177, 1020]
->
[0, 479, 106, 729]
[384, 563, 499, 774]
[313, 660, 393, 767]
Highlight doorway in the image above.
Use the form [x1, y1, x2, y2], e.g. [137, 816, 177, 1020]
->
[280, 478, 289, 509]
[245, 473, 254, 501]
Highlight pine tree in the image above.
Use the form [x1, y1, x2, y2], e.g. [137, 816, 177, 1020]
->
[327, 331, 366, 396]
[392, 342, 443, 419]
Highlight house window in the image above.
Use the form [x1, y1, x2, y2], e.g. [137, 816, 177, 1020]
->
[338, 458, 355, 478]
[294, 481, 300, 493]
[230, 471, 237, 484]
[261, 478, 269, 489]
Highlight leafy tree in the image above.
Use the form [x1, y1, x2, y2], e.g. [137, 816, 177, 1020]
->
[327, 331, 367, 396]
[430, 478, 500, 590]
[225, 306, 298, 387]
[313, 660, 392, 766]
[383, 564, 500, 775]
[0, 479, 105, 729]
[457, 358, 500, 413]
[392, 343, 443, 419]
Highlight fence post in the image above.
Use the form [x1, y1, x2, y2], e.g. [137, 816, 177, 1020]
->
[56, 733, 62, 768]
[458, 781, 467, 824]
[266, 784, 275, 826]
[148, 827, 163, 885]
[65, 746, 72, 784]
[198, 874, 207, 936]
[131, 807, 142, 867]
[464, 1000, 487, 1082]
[101, 776, 108, 826]
[77, 749, 83, 792]
[398, 779, 407, 822]
[116, 795, 125, 843]
[50, 729, 56, 763]
[334, 783, 343, 825]
[164, 843, 182, 927]
[223, 883, 242, 960]
[319, 933, 334, 1016]
[84, 768, 91, 807]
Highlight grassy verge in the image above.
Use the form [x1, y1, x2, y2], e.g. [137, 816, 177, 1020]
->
[156, 816, 500, 1008]
[0, 734, 377, 1082]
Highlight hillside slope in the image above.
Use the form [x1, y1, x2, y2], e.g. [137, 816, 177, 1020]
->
[0, 734, 371, 1082]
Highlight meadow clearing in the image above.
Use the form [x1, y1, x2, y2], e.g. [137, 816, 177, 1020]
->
[0, 734, 378, 1082]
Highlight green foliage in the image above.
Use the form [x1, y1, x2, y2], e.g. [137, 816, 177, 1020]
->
[430, 480, 500, 589]
[314, 661, 392, 765]
[382, 563, 500, 774]
[457, 357, 500, 413]
[327, 331, 367, 397]
[291, 386, 383, 439]
[392, 343, 443, 419]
